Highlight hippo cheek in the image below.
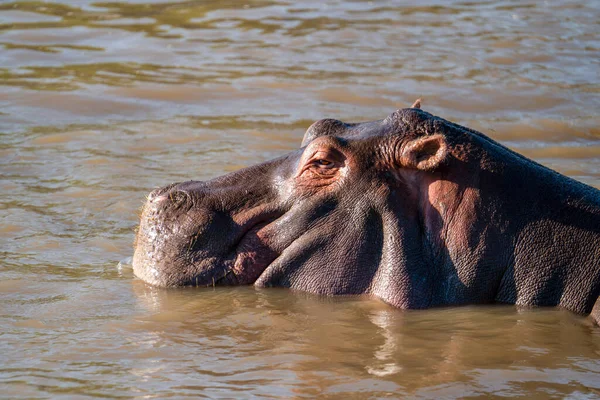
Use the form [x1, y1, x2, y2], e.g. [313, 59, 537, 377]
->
[254, 208, 386, 295]
[254, 202, 436, 310]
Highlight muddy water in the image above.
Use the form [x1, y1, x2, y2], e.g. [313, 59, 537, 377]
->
[1, 0, 599, 398]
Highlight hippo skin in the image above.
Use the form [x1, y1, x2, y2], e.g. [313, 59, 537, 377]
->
[133, 103, 600, 321]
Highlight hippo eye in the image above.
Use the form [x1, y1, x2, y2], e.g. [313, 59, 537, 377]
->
[297, 147, 344, 179]
[315, 159, 332, 167]
[311, 158, 337, 171]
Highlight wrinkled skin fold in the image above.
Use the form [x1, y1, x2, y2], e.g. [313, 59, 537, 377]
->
[133, 105, 600, 320]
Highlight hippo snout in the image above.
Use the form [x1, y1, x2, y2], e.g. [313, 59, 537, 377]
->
[132, 168, 288, 288]
[133, 181, 214, 287]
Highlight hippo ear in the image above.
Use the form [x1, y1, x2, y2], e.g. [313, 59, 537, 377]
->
[400, 134, 448, 171]
[410, 98, 422, 109]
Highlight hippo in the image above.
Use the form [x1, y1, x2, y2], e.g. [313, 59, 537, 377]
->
[132, 101, 600, 322]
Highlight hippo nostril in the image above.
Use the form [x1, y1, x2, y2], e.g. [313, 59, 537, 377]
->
[149, 190, 191, 209]
[168, 190, 191, 206]
[149, 194, 167, 204]
[147, 183, 179, 202]
[146, 181, 203, 210]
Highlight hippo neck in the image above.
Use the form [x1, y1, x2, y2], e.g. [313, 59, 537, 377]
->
[426, 142, 600, 314]
[492, 157, 600, 315]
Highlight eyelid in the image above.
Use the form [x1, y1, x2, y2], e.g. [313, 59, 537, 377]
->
[312, 147, 344, 161]
[312, 150, 332, 159]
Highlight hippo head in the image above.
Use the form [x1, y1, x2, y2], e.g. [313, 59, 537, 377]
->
[134, 103, 468, 309]
[132, 103, 600, 312]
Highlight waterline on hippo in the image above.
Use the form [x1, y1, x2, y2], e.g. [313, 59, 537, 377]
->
[132, 102, 600, 319]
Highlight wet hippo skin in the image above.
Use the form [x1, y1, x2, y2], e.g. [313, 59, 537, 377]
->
[133, 101, 600, 322]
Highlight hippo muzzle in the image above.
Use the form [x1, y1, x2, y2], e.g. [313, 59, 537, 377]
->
[133, 172, 285, 287]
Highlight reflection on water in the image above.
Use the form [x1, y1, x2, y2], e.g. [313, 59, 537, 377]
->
[1, 0, 599, 398]
[4, 279, 600, 398]
[366, 310, 403, 377]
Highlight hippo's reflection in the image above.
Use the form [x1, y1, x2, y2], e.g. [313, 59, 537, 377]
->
[130, 282, 600, 397]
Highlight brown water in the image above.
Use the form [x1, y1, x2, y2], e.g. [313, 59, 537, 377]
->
[1, 1, 599, 398]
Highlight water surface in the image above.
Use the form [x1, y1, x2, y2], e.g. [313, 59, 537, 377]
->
[1, 0, 599, 398]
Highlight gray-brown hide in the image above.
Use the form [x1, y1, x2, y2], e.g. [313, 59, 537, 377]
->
[133, 106, 600, 320]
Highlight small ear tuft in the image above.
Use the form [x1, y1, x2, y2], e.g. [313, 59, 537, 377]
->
[400, 134, 448, 171]
[410, 98, 422, 109]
